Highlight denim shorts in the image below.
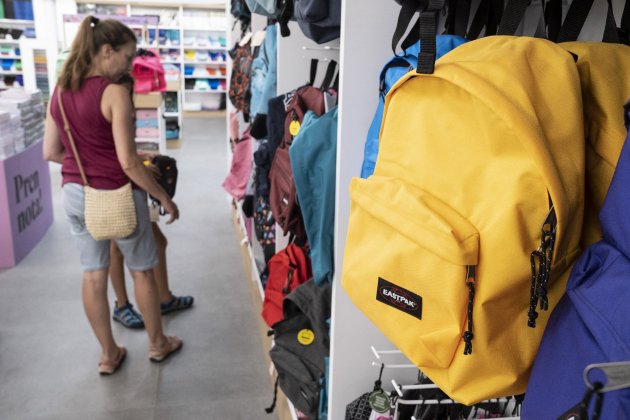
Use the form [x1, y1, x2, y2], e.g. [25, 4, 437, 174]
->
[62, 183, 159, 272]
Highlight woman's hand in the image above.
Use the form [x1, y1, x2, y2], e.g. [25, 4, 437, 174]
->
[162, 198, 179, 224]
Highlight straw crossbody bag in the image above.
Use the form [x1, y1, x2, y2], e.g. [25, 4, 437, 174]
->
[56, 90, 137, 241]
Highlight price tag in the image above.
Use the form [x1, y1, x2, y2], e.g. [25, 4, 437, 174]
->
[297, 329, 315, 345]
[289, 120, 301, 137]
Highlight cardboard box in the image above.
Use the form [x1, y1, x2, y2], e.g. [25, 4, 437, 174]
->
[133, 92, 162, 108]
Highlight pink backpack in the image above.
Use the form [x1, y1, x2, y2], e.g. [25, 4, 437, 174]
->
[223, 122, 253, 200]
[132, 50, 166, 93]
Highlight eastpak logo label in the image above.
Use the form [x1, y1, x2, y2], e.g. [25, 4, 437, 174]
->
[376, 277, 422, 320]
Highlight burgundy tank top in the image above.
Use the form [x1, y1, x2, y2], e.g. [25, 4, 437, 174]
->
[50, 76, 131, 190]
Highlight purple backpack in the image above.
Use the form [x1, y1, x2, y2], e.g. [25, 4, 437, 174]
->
[522, 102, 630, 419]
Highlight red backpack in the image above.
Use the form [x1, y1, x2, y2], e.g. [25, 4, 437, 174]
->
[262, 243, 312, 327]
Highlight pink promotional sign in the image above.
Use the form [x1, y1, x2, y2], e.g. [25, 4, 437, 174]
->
[0, 141, 53, 268]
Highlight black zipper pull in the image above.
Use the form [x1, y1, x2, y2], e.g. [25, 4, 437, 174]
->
[528, 205, 557, 328]
[463, 265, 476, 355]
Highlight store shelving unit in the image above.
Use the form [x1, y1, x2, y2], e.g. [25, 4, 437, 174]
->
[0, 18, 34, 90]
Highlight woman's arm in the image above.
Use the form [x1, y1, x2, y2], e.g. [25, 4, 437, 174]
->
[103, 83, 179, 224]
[43, 100, 66, 163]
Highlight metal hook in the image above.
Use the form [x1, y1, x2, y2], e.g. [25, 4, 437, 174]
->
[584, 361, 630, 393]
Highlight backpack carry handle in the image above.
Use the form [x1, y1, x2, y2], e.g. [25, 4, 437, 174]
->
[391, 0, 445, 74]
[392, 0, 426, 56]
[416, 0, 445, 74]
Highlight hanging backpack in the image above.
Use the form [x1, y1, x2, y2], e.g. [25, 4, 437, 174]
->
[293, 0, 341, 44]
[249, 24, 278, 119]
[269, 85, 325, 242]
[522, 102, 630, 420]
[222, 123, 253, 201]
[290, 107, 338, 286]
[360, 35, 467, 178]
[149, 155, 178, 214]
[549, 0, 630, 248]
[132, 49, 166, 93]
[268, 279, 332, 420]
[341, 3, 585, 404]
[262, 243, 312, 327]
[228, 42, 253, 119]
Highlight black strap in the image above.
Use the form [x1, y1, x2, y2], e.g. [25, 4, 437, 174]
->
[332, 68, 340, 92]
[320, 59, 338, 91]
[392, 0, 426, 55]
[277, 0, 293, 37]
[545, 0, 563, 41]
[622, 0, 630, 37]
[498, 0, 531, 35]
[557, 0, 594, 42]
[416, 0, 445, 74]
[466, 0, 501, 39]
[400, 16, 421, 51]
[309, 58, 318, 86]
[452, 0, 472, 36]
[467, 0, 490, 39]
[603, 0, 620, 43]
[264, 377, 280, 413]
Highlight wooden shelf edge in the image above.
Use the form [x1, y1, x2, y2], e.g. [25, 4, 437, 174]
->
[166, 138, 182, 149]
[182, 110, 225, 118]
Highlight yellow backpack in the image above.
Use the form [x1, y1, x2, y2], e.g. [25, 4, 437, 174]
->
[560, 43, 630, 247]
[341, 36, 585, 404]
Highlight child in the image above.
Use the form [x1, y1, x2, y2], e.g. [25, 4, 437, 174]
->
[110, 73, 193, 329]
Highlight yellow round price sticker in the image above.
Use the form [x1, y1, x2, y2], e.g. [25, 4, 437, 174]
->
[297, 329, 315, 346]
[289, 120, 301, 137]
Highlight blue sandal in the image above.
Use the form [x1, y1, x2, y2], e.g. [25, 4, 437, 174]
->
[160, 293, 194, 315]
[113, 302, 145, 329]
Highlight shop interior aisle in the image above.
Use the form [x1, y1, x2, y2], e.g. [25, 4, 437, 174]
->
[0, 117, 277, 419]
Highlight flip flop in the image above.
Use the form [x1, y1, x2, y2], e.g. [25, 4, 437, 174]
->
[99, 346, 127, 375]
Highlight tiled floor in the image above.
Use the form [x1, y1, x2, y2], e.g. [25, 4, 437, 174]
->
[0, 117, 277, 419]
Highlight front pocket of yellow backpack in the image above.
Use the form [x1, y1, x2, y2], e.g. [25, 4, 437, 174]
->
[342, 176, 479, 369]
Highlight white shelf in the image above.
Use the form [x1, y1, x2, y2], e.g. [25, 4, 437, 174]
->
[0, 70, 23, 75]
[0, 40, 20, 45]
[163, 112, 179, 117]
[0, 55, 21, 60]
[158, 45, 182, 49]
[184, 75, 226, 79]
[183, 27, 227, 32]
[184, 89, 226, 93]
[182, 45, 227, 50]
[0, 19, 34, 26]
[183, 60, 226, 65]
[160, 59, 181, 64]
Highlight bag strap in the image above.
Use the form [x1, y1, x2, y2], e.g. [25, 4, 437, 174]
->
[555, 0, 628, 44]
[416, 0, 445, 74]
[497, 0, 531, 35]
[310, 58, 318, 86]
[56, 89, 89, 187]
[319, 59, 337, 91]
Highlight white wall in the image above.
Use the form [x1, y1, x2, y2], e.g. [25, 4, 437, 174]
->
[328, 1, 420, 418]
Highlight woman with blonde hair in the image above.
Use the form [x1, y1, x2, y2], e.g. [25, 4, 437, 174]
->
[43, 16, 182, 374]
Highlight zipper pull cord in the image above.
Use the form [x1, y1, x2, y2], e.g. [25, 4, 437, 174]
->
[537, 223, 557, 312]
[463, 265, 476, 355]
[528, 205, 557, 327]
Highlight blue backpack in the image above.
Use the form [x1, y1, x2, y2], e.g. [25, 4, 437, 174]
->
[360, 35, 467, 178]
[522, 102, 630, 419]
[249, 24, 277, 119]
[289, 107, 338, 286]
